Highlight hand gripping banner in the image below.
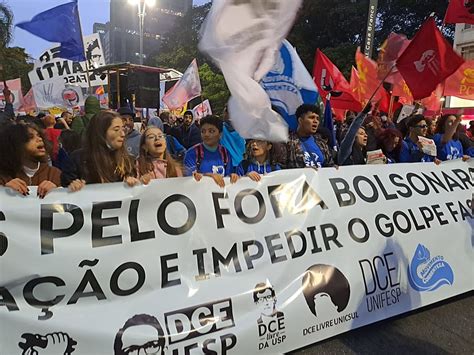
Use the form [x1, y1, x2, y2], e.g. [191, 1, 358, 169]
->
[0, 161, 473, 354]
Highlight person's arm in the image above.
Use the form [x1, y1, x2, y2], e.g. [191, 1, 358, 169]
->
[183, 148, 197, 177]
[338, 110, 369, 165]
[441, 115, 461, 144]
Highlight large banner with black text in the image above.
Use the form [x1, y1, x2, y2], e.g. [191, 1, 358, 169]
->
[0, 161, 473, 354]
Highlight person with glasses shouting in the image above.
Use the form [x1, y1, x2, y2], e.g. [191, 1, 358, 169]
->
[399, 115, 439, 163]
[136, 127, 182, 183]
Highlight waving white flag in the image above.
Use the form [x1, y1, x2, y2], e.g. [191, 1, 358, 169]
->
[199, 0, 303, 141]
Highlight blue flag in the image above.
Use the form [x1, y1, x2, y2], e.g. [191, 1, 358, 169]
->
[261, 40, 319, 132]
[17, 0, 86, 62]
[323, 97, 337, 150]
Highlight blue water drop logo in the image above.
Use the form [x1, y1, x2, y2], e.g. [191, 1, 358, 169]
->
[408, 244, 454, 292]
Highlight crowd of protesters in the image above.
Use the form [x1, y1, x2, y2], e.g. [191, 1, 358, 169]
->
[0, 86, 472, 198]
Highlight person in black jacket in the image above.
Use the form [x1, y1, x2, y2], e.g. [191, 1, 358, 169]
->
[0, 87, 14, 127]
[179, 110, 202, 149]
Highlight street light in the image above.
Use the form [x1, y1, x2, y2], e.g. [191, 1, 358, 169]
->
[128, 0, 156, 65]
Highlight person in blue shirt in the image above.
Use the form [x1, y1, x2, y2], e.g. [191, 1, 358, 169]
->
[399, 115, 437, 163]
[282, 104, 332, 169]
[184, 115, 239, 187]
[434, 114, 469, 161]
[237, 140, 281, 181]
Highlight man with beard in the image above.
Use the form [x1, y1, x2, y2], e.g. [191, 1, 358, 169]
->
[179, 110, 201, 149]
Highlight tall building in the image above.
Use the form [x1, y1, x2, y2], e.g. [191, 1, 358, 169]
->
[93, 22, 111, 64]
[108, 0, 193, 64]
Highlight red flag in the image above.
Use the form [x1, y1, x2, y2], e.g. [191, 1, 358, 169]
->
[377, 32, 411, 83]
[355, 47, 384, 104]
[163, 59, 202, 109]
[444, 59, 474, 99]
[444, 0, 474, 24]
[349, 66, 363, 104]
[313, 49, 362, 112]
[392, 72, 414, 104]
[396, 18, 465, 100]
[421, 84, 444, 112]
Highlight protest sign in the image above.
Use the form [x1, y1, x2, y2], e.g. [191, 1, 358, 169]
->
[0, 162, 473, 354]
[193, 99, 212, 120]
[0, 78, 23, 110]
[28, 33, 106, 88]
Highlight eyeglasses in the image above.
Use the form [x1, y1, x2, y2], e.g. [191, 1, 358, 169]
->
[414, 124, 428, 129]
[256, 295, 274, 303]
[146, 133, 167, 141]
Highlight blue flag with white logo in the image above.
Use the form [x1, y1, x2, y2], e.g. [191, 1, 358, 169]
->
[17, 0, 86, 62]
[261, 40, 319, 131]
[323, 97, 337, 150]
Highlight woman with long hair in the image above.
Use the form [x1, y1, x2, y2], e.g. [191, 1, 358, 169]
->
[136, 126, 182, 183]
[0, 123, 60, 198]
[68, 111, 138, 191]
[341, 127, 368, 165]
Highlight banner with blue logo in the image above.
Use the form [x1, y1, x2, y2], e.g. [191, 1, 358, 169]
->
[261, 40, 319, 131]
[0, 161, 472, 354]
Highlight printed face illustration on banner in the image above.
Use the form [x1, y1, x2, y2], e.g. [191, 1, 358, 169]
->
[19, 332, 77, 355]
[408, 244, 454, 292]
[114, 314, 166, 355]
[253, 282, 286, 350]
[302, 264, 351, 318]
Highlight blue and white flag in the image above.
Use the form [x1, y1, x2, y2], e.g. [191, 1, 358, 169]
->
[199, 0, 303, 142]
[17, 0, 86, 62]
[261, 40, 319, 131]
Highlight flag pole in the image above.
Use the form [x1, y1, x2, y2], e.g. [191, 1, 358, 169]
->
[74, 0, 93, 95]
[365, 63, 396, 107]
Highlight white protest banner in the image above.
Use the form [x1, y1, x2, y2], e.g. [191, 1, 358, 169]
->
[32, 76, 66, 109]
[199, 0, 303, 141]
[0, 78, 23, 110]
[0, 161, 473, 354]
[28, 33, 106, 88]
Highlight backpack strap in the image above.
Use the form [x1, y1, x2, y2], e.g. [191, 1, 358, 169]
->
[218, 145, 229, 171]
[195, 144, 204, 172]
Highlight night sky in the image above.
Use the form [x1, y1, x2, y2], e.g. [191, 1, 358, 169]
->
[10, 0, 210, 59]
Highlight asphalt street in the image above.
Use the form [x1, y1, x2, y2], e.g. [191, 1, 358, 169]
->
[290, 292, 474, 355]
